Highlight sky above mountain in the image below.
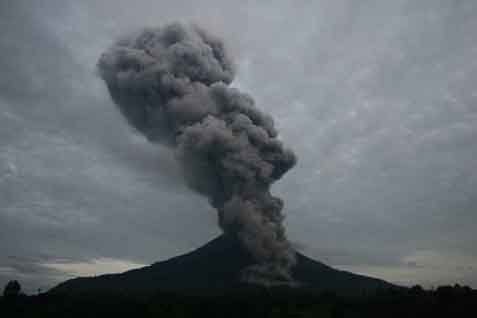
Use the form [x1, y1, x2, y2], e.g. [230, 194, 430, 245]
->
[1, 0, 476, 293]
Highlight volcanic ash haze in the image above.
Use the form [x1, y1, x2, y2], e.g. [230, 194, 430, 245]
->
[97, 22, 297, 285]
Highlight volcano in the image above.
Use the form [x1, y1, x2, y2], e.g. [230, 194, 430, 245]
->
[49, 235, 396, 296]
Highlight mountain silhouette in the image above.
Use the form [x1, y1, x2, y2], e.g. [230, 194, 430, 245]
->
[49, 234, 396, 296]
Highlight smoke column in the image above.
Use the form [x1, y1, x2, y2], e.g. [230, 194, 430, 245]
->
[98, 23, 297, 284]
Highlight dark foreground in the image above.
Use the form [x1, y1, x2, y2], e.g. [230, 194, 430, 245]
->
[1, 285, 475, 318]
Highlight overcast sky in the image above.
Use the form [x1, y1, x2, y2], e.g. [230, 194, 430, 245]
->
[1, 0, 476, 293]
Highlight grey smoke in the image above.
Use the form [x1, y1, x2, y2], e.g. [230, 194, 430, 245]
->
[97, 22, 297, 284]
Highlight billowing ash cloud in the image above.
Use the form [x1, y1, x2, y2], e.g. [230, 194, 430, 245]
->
[97, 22, 297, 284]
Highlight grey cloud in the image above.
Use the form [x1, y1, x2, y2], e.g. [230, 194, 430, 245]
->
[97, 23, 297, 284]
[1, 0, 477, 291]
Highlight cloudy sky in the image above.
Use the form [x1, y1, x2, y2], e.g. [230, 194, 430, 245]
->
[1, 0, 476, 293]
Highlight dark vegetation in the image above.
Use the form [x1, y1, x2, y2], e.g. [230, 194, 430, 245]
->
[2, 280, 23, 299]
[1, 283, 475, 317]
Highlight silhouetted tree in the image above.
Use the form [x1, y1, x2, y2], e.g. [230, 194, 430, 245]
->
[3, 280, 21, 299]
[410, 284, 424, 295]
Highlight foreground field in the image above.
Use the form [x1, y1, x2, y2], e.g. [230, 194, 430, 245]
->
[1, 284, 475, 318]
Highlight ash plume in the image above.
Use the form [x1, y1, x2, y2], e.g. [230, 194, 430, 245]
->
[97, 23, 297, 285]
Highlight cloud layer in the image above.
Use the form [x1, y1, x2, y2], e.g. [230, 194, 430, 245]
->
[1, 0, 476, 292]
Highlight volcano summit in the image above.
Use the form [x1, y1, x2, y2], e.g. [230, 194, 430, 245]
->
[50, 234, 396, 296]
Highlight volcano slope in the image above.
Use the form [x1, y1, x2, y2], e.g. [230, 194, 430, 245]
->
[49, 234, 397, 296]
